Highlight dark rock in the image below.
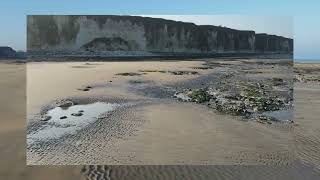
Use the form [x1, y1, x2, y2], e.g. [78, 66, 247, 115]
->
[40, 115, 51, 121]
[0, 46, 17, 57]
[56, 100, 74, 108]
[60, 116, 67, 119]
[116, 72, 142, 76]
[192, 66, 213, 70]
[78, 87, 90, 91]
[71, 112, 83, 116]
[272, 77, 285, 86]
[169, 71, 199, 75]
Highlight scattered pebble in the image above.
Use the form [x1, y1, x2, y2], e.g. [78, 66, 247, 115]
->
[56, 100, 74, 108]
[71, 112, 83, 117]
[40, 115, 51, 121]
[169, 71, 199, 75]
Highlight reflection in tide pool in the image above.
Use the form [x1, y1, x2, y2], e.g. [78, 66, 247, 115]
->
[27, 102, 121, 144]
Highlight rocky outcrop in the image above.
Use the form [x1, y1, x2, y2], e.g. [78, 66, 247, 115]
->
[0, 46, 26, 59]
[27, 15, 293, 57]
[0, 46, 17, 57]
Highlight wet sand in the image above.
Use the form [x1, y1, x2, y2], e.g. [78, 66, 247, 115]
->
[1, 61, 320, 179]
[27, 61, 207, 116]
[294, 62, 320, 169]
[26, 60, 294, 165]
[114, 103, 292, 165]
[0, 62, 81, 180]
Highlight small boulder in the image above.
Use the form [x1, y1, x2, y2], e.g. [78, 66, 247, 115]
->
[40, 115, 51, 121]
[57, 100, 74, 108]
[60, 116, 67, 119]
[71, 112, 83, 117]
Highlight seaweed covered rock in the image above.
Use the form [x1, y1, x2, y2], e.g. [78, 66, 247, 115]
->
[241, 84, 284, 112]
[214, 98, 247, 115]
[174, 78, 288, 118]
[174, 88, 211, 103]
[188, 89, 211, 103]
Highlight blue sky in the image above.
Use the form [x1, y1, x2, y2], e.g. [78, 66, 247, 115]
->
[0, 0, 319, 60]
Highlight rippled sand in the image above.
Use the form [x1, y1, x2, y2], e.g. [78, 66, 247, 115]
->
[26, 60, 294, 165]
[0, 62, 81, 180]
[27, 61, 207, 116]
[294, 63, 320, 169]
[1, 61, 320, 179]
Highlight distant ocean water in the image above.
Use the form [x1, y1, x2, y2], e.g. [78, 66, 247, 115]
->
[294, 59, 320, 63]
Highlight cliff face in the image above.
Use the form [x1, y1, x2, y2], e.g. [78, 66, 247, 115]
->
[255, 34, 293, 53]
[27, 15, 293, 55]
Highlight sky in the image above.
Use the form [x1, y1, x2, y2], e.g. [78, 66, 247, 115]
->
[0, 0, 319, 60]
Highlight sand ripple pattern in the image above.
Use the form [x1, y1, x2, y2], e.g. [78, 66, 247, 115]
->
[229, 150, 294, 165]
[294, 128, 320, 168]
[294, 85, 320, 168]
[80, 162, 320, 180]
[27, 102, 147, 164]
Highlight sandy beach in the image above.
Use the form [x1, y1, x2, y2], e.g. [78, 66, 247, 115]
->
[1, 60, 320, 179]
[294, 62, 320, 169]
[0, 62, 81, 180]
[25, 59, 295, 165]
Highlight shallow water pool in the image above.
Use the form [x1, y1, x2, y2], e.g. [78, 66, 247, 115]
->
[27, 102, 121, 144]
